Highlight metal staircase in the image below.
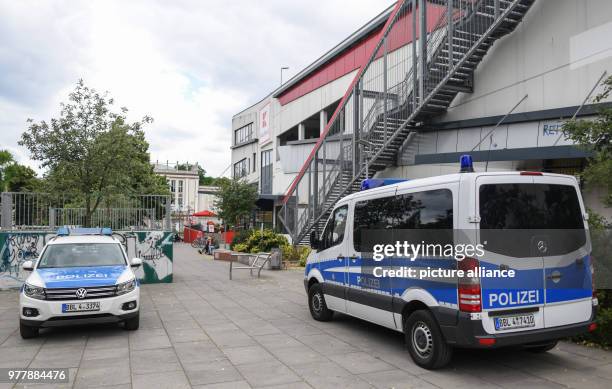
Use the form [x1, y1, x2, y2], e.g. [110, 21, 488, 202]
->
[279, 0, 535, 245]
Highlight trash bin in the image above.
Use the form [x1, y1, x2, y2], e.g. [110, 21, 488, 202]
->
[269, 248, 282, 270]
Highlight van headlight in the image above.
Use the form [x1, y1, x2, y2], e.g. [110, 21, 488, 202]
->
[116, 279, 136, 295]
[23, 283, 46, 300]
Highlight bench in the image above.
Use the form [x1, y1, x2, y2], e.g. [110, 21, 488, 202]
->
[229, 252, 272, 280]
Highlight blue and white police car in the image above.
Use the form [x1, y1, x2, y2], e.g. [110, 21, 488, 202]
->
[19, 227, 141, 338]
[305, 156, 597, 369]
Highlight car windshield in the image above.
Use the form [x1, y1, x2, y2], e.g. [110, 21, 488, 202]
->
[38, 243, 126, 268]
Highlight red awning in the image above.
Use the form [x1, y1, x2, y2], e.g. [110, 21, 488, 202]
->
[192, 210, 217, 217]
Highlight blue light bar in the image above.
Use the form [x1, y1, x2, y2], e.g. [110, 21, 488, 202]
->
[56, 227, 113, 236]
[460, 154, 474, 173]
[56, 227, 70, 236]
[361, 178, 408, 191]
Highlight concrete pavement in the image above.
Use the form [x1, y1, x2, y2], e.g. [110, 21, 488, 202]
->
[0, 243, 610, 388]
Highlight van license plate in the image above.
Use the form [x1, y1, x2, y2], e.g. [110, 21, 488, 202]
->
[494, 314, 535, 331]
[62, 302, 100, 313]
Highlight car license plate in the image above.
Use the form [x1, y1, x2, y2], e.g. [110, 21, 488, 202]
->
[62, 302, 100, 313]
[494, 313, 535, 331]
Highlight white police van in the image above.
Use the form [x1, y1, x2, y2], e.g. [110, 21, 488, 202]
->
[305, 156, 597, 369]
[19, 227, 141, 338]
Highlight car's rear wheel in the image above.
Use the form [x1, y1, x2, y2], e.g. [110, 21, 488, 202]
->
[20, 321, 39, 339]
[308, 283, 333, 321]
[124, 312, 140, 330]
[404, 310, 452, 369]
[525, 340, 558, 353]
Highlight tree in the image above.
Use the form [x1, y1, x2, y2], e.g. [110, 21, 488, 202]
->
[0, 150, 40, 192]
[563, 75, 612, 207]
[213, 177, 258, 229]
[197, 166, 219, 186]
[19, 80, 168, 226]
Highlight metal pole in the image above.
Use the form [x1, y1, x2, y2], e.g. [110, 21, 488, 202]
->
[418, 0, 427, 103]
[383, 36, 388, 144]
[353, 85, 359, 179]
[447, 0, 454, 71]
[165, 196, 172, 231]
[552, 70, 608, 146]
[472, 94, 528, 152]
[412, 0, 418, 107]
[1, 193, 12, 229]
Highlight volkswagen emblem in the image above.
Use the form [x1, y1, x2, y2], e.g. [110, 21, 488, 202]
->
[537, 240, 548, 254]
[75, 288, 87, 299]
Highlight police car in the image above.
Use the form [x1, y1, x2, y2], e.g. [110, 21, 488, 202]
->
[19, 227, 141, 338]
[305, 156, 597, 369]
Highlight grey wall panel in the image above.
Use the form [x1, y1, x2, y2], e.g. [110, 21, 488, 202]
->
[436, 130, 458, 153]
[506, 121, 539, 149]
[456, 127, 483, 152]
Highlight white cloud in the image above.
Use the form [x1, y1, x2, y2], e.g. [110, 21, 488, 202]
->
[0, 0, 395, 176]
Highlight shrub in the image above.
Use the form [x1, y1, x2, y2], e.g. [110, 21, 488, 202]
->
[572, 289, 612, 348]
[232, 243, 249, 253]
[282, 245, 311, 267]
[232, 229, 289, 253]
[230, 229, 254, 250]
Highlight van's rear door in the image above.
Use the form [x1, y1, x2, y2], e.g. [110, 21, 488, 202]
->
[477, 174, 546, 334]
[531, 175, 592, 328]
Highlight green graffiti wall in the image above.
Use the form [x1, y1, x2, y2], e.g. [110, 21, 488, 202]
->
[0, 231, 173, 289]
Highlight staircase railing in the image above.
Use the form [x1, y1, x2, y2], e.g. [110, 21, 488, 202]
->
[279, 0, 530, 244]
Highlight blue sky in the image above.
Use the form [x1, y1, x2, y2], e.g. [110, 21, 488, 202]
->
[0, 0, 394, 176]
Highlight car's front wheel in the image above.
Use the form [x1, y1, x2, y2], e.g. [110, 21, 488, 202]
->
[124, 312, 140, 330]
[404, 310, 453, 369]
[308, 283, 333, 321]
[20, 321, 39, 339]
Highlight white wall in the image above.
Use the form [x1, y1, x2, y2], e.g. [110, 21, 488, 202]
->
[437, 0, 612, 123]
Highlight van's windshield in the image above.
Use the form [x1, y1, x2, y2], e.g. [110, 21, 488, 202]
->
[479, 183, 586, 257]
[38, 243, 126, 268]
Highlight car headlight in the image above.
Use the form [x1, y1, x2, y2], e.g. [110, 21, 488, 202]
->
[23, 283, 46, 300]
[116, 279, 136, 295]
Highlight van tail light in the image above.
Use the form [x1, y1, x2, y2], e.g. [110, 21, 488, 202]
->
[520, 171, 543, 176]
[458, 257, 481, 312]
[590, 256, 597, 301]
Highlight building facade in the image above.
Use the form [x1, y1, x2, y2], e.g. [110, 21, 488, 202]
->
[153, 162, 200, 214]
[231, 0, 612, 237]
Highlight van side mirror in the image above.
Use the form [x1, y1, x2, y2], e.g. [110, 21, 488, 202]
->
[130, 258, 143, 268]
[309, 231, 320, 250]
[22, 260, 34, 271]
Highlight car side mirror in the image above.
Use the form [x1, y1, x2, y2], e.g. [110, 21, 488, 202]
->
[130, 258, 143, 268]
[309, 231, 320, 250]
[22, 260, 34, 271]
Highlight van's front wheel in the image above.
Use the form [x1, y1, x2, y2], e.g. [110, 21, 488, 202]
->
[308, 283, 333, 321]
[405, 310, 452, 369]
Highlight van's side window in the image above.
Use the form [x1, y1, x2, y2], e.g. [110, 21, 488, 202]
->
[353, 189, 453, 251]
[320, 205, 348, 251]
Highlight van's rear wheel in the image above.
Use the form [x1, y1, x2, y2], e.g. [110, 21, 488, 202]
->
[405, 310, 452, 369]
[525, 340, 557, 353]
[308, 283, 333, 321]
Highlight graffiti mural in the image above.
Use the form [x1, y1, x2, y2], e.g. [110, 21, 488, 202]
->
[0, 230, 173, 289]
[0, 232, 51, 288]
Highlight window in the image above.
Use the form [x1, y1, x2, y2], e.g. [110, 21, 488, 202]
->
[234, 158, 249, 178]
[253, 153, 256, 172]
[260, 150, 272, 194]
[320, 205, 348, 251]
[353, 189, 453, 252]
[170, 180, 176, 193]
[39, 244, 126, 268]
[479, 183, 585, 256]
[234, 123, 253, 145]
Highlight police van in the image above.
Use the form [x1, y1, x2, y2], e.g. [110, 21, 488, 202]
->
[19, 227, 141, 338]
[305, 156, 597, 369]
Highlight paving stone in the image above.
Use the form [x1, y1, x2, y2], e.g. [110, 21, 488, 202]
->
[131, 347, 182, 374]
[132, 370, 191, 389]
[236, 360, 302, 387]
